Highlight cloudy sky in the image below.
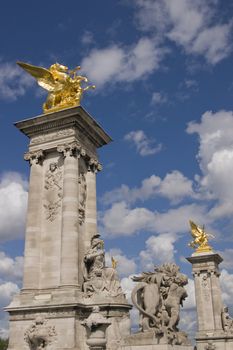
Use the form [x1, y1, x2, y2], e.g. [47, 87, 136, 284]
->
[1, 0, 233, 339]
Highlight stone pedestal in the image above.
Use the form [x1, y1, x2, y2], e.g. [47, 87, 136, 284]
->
[187, 252, 233, 350]
[6, 106, 131, 350]
[122, 331, 193, 350]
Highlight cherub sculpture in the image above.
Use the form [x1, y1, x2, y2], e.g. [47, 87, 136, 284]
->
[17, 61, 95, 113]
[189, 220, 214, 253]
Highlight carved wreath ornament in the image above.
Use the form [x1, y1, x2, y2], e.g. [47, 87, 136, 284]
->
[24, 317, 57, 350]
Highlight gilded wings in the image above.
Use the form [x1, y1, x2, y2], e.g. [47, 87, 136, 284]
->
[189, 220, 213, 253]
[17, 61, 95, 113]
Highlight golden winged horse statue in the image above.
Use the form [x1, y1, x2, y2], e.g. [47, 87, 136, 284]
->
[189, 220, 214, 253]
[17, 62, 95, 113]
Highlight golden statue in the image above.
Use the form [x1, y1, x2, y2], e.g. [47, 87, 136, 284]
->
[111, 256, 118, 269]
[189, 220, 214, 253]
[17, 61, 95, 113]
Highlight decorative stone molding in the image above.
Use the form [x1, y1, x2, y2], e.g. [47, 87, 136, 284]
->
[30, 128, 75, 145]
[24, 150, 44, 165]
[43, 162, 62, 222]
[78, 173, 87, 225]
[24, 316, 57, 350]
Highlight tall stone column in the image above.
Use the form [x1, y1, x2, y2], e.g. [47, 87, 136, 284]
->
[57, 141, 82, 288]
[23, 150, 44, 290]
[187, 252, 233, 350]
[6, 106, 132, 350]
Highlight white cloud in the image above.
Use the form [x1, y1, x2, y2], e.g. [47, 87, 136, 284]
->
[220, 269, 233, 307]
[81, 30, 94, 46]
[0, 252, 23, 284]
[151, 91, 167, 105]
[190, 23, 232, 65]
[0, 62, 34, 101]
[0, 251, 23, 339]
[219, 249, 233, 271]
[187, 110, 233, 219]
[81, 37, 164, 87]
[133, 0, 232, 64]
[102, 170, 194, 206]
[0, 282, 19, 308]
[105, 249, 137, 277]
[179, 309, 197, 340]
[121, 275, 137, 302]
[140, 233, 177, 269]
[0, 281, 19, 339]
[101, 201, 155, 236]
[183, 278, 196, 310]
[101, 201, 207, 237]
[0, 172, 28, 241]
[124, 130, 162, 156]
[158, 171, 194, 203]
[121, 275, 140, 330]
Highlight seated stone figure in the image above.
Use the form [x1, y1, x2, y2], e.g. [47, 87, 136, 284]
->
[82, 234, 123, 298]
[132, 263, 190, 346]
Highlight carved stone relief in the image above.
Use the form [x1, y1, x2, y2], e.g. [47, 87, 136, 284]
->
[24, 316, 56, 350]
[78, 173, 87, 225]
[31, 128, 74, 145]
[201, 272, 210, 301]
[43, 162, 62, 221]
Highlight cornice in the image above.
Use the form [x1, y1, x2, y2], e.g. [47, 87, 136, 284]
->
[15, 106, 112, 149]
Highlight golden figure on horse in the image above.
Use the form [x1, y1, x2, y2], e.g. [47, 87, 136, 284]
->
[17, 61, 95, 113]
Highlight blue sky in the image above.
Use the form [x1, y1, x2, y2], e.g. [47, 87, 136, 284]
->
[1, 0, 233, 338]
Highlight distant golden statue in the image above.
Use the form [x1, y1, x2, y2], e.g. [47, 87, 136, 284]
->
[17, 62, 95, 113]
[111, 257, 118, 269]
[189, 220, 214, 253]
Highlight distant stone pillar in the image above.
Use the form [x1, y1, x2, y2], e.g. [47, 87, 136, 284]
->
[187, 252, 233, 349]
[23, 150, 44, 290]
[187, 253, 223, 333]
[57, 141, 81, 288]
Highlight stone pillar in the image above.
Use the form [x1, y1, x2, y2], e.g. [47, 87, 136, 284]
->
[6, 107, 132, 350]
[187, 252, 233, 349]
[57, 141, 82, 288]
[23, 150, 44, 290]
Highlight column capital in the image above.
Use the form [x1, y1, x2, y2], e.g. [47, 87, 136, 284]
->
[57, 141, 86, 158]
[88, 158, 102, 173]
[24, 150, 44, 165]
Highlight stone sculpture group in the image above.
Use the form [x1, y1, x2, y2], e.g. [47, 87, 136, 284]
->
[132, 263, 190, 346]
[82, 234, 124, 299]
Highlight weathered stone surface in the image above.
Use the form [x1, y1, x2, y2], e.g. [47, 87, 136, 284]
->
[187, 252, 233, 350]
[122, 331, 193, 350]
[6, 106, 131, 350]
